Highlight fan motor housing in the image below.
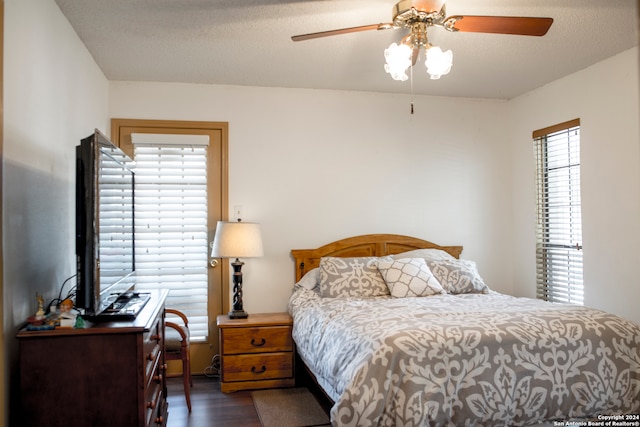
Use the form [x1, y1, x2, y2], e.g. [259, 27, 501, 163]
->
[392, 0, 446, 28]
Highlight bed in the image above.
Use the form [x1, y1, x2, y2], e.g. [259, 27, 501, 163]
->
[287, 234, 640, 426]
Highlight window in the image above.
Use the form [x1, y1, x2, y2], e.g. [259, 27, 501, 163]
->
[131, 134, 209, 341]
[533, 119, 583, 304]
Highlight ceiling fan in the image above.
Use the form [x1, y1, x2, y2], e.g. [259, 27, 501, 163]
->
[292, 0, 553, 81]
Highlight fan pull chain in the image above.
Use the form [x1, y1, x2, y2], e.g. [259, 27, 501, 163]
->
[410, 63, 415, 115]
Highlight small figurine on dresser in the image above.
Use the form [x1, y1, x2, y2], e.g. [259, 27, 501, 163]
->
[26, 293, 54, 330]
[35, 292, 45, 320]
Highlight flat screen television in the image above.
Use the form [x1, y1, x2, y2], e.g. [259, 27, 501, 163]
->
[75, 129, 137, 317]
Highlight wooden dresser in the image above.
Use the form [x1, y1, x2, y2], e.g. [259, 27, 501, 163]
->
[217, 312, 295, 392]
[17, 289, 169, 427]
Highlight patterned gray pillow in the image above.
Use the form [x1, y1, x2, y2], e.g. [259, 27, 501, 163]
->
[319, 256, 391, 298]
[426, 259, 489, 294]
[377, 258, 445, 298]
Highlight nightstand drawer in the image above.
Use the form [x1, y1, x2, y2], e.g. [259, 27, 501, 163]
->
[222, 352, 293, 382]
[221, 326, 292, 354]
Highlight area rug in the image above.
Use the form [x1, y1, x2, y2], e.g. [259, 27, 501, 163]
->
[252, 387, 331, 427]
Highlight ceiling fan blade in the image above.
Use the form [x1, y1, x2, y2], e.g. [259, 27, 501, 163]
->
[292, 23, 392, 42]
[447, 16, 553, 36]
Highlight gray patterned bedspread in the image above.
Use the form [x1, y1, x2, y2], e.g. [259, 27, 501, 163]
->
[288, 288, 640, 426]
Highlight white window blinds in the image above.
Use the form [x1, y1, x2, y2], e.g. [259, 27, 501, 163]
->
[132, 135, 209, 341]
[533, 119, 583, 304]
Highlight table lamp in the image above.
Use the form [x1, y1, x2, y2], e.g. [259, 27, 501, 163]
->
[210, 220, 263, 319]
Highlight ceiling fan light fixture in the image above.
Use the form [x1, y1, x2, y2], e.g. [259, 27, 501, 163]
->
[384, 42, 412, 81]
[385, 20, 452, 82]
[425, 46, 452, 79]
[293, 0, 552, 86]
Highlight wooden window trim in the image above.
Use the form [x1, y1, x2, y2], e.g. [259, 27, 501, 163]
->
[532, 118, 580, 139]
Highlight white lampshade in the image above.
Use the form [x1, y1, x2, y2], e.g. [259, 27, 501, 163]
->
[425, 46, 453, 80]
[210, 221, 264, 259]
[384, 42, 412, 81]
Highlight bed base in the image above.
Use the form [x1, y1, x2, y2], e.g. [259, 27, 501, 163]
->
[294, 351, 334, 414]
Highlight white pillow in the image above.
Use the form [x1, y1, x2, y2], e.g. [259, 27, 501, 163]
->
[392, 248, 456, 262]
[296, 268, 319, 290]
[377, 258, 445, 298]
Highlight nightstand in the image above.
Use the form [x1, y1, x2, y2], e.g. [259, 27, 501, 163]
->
[217, 312, 295, 393]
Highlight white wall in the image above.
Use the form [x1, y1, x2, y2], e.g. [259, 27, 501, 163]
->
[509, 47, 640, 324]
[110, 83, 515, 313]
[3, 0, 109, 425]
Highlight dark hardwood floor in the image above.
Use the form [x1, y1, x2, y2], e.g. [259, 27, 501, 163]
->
[166, 376, 262, 427]
[166, 361, 333, 427]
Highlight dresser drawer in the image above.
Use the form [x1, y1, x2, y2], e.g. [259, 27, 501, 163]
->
[222, 352, 293, 382]
[143, 316, 163, 381]
[221, 326, 292, 354]
[144, 378, 163, 427]
[145, 353, 164, 399]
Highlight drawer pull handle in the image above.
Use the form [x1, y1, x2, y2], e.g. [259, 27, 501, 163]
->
[251, 365, 267, 374]
[251, 338, 266, 347]
[147, 346, 159, 361]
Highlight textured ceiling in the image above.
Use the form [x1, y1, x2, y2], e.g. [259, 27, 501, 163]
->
[55, 0, 638, 99]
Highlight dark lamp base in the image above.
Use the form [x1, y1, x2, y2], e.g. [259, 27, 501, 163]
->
[228, 309, 248, 319]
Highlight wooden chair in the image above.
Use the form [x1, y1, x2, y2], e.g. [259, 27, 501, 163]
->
[165, 308, 192, 412]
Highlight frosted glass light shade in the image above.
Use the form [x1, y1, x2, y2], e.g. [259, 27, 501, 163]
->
[384, 42, 412, 81]
[425, 46, 453, 80]
[210, 221, 263, 258]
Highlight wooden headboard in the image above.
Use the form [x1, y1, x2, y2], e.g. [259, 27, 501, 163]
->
[291, 234, 463, 282]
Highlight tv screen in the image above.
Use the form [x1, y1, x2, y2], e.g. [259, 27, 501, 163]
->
[76, 129, 136, 316]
